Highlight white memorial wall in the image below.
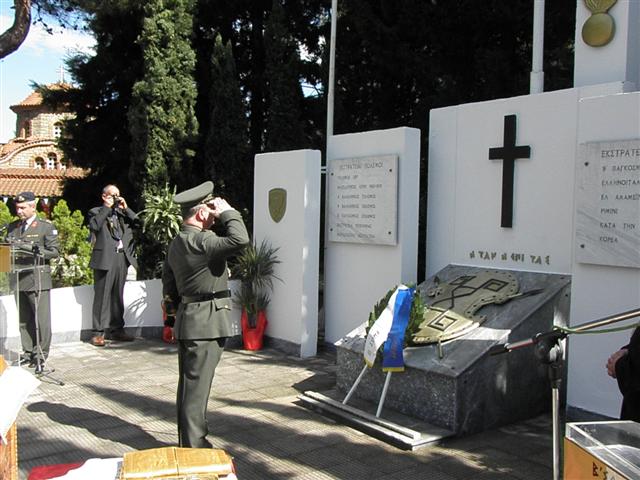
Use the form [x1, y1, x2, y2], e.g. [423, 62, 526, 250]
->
[426, 1, 640, 419]
[324, 127, 420, 344]
[569, 92, 640, 418]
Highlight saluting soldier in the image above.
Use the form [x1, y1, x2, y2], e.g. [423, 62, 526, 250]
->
[162, 181, 249, 448]
[4, 191, 59, 369]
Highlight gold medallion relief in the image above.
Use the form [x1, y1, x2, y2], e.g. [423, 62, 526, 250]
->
[582, 0, 617, 47]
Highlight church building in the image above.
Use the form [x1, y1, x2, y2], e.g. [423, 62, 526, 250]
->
[0, 83, 87, 208]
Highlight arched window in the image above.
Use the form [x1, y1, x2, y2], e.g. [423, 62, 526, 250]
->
[58, 158, 67, 170]
[53, 122, 63, 138]
[47, 153, 57, 169]
[34, 157, 45, 169]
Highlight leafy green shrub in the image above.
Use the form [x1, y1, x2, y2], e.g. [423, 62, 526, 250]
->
[50, 200, 93, 287]
[0, 202, 12, 294]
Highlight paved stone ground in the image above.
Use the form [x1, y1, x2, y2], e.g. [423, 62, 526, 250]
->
[15, 338, 553, 479]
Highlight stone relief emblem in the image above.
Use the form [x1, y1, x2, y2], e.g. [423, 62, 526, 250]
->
[411, 270, 522, 345]
[268, 188, 287, 223]
[581, 0, 617, 47]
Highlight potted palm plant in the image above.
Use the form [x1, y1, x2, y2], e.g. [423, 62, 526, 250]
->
[232, 239, 280, 350]
[139, 184, 182, 343]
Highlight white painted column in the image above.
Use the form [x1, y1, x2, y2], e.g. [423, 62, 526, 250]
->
[253, 150, 321, 357]
[530, 0, 545, 94]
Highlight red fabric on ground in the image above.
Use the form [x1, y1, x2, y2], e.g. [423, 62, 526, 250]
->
[28, 462, 84, 479]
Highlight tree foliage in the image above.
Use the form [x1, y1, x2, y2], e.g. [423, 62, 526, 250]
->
[128, 0, 199, 195]
[200, 34, 251, 214]
[50, 199, 93, 287]
[36, 0, 575, 279]
[52, 1, 146, 212]
[264, 1, 307, 152]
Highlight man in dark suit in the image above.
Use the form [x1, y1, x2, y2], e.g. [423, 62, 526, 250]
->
[88, 184, 141, 346]
[607, 327, 640, 422]
[4, 191, 59, 370]
[162, 181, 249, 448]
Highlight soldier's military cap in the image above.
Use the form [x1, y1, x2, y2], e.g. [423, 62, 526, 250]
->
[174, 181, 215, 215]
[15, 191, 36, 203]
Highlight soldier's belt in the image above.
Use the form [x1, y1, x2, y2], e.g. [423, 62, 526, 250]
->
[181, 290, 231, 303]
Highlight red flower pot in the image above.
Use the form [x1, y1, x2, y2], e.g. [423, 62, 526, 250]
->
[241, 309, 268, 350]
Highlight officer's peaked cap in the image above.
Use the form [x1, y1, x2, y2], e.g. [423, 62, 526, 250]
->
[173, 181, 215, 212]
[15, 191, 36, 203]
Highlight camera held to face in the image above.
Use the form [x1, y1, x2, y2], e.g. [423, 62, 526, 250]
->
[112, 195, 122, 207]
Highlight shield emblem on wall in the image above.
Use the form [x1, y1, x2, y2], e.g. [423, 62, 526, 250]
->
[269, 188, 287, 223]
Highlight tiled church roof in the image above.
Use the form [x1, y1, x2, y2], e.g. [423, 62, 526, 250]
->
[10, 82, 72, 111]
[0, 167, 88, 197]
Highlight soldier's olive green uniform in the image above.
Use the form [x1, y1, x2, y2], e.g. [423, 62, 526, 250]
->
[162, 182, 249, 448]
[5, 215, 59, 363]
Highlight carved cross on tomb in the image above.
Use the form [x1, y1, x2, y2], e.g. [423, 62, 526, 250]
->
[488, 114, 531, 228]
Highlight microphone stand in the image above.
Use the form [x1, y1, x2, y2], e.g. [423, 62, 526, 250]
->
[29, 244, 64, 386]
[488, 307, 640, 480]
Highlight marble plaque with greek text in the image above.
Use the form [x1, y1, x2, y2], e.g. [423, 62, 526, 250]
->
[575, 139, 640, 267]
[327, 155, 398, 245]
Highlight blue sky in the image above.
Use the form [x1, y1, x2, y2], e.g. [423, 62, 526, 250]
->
[0, 3, 94, 143]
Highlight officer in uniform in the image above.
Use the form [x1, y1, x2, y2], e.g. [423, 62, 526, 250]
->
[4, 191, 59, 369]
[162, 181, 249, 448]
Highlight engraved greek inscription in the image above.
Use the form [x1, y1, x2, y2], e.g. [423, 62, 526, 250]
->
[600, 208, 618, 214]
[599, 236, 618, 243]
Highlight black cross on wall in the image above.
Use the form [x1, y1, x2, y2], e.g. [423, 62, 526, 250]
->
[488, 114, 531, 228]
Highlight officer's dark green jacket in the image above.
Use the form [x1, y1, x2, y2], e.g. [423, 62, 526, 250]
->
[162, 210, 250, 340]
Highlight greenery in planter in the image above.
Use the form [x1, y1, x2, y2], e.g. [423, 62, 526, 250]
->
[138, 184, 182, 279]
[231, 239, 281, 326]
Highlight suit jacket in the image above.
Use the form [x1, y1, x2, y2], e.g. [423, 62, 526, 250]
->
[4, 217, 60, 291]
[615, 327, 640, 422]
[162, 210, 249, 340]
[88, 205, 140, 271]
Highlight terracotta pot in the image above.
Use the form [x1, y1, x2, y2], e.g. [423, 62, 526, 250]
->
[241, 309, 268, 350]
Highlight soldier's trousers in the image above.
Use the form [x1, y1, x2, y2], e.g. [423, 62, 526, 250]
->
[17, 289, 51, 360]
[177, 338, 226, 448]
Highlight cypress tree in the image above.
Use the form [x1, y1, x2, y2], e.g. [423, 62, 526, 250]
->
[203, 33, 251, 214]
[264, 1, 307, 152]
[128, 0, 199, 195]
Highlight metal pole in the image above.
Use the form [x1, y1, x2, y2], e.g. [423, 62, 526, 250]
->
[343, 365, 367, 404]
[530, 0, 545, 94]
[573, 307, 640, 332]
[376, 371, 392, 417]
[326, 0, 337, 147]
[552, 383, 560, 480]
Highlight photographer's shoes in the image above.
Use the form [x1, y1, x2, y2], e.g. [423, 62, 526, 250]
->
[110, 331, 134, 342]
[90, 332, 134, 346]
